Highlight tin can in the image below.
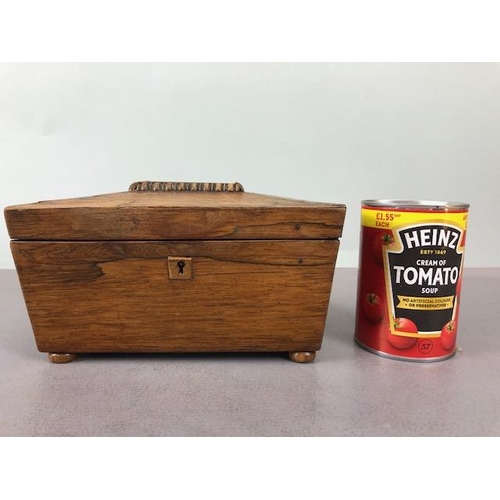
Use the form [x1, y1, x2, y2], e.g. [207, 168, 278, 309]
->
[354, 200, 470, 362]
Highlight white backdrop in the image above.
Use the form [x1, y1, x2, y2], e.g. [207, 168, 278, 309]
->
[1, 62, 499, 268]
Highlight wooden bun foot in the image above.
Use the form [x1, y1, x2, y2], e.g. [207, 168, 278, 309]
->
[48, 353, 78, 364]
[288, 351, 316, 363]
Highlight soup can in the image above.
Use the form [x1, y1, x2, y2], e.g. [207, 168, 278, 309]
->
[354, 200, 470, 362]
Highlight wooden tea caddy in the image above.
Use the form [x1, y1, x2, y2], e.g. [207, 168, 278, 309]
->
[5, 181, 346, 363]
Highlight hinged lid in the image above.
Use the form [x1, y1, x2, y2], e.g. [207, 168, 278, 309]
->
[4, 181, 346, 241]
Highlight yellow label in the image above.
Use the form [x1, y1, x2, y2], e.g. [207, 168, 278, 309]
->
[361, 207, 468, 232]
[396, 295, 454, 310]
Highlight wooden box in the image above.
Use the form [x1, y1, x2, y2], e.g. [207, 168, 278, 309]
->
[5, 182, 346, 363]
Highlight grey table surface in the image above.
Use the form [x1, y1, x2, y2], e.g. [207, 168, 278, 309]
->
[1, 267, 498, 437]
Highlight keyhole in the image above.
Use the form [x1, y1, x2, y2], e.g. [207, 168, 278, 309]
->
[177, 261, 185, 274]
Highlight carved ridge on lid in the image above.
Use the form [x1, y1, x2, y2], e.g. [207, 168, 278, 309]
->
[128, 181, 245, 193]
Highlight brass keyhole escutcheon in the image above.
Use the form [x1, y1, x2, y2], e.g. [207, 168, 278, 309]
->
[168, 257, 192, 280]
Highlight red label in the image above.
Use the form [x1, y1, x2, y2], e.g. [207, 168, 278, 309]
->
[354, 207, 468, 360]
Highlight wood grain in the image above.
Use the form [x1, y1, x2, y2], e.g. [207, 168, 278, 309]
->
[5, 191, 346, 241]
[11, 240, 339, 355]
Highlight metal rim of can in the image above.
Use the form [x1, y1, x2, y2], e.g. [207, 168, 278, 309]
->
[362, 199, 470, 210]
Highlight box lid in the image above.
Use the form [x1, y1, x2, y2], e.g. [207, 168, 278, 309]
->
[4, 181, 346, 241]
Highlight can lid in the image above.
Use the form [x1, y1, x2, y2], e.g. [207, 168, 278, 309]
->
[362, 199, 470, 210]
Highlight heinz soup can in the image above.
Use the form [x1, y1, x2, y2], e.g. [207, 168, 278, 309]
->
[354, 200, 470, 362]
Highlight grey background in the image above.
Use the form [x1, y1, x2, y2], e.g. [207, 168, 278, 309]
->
[1, 62, 499, 268]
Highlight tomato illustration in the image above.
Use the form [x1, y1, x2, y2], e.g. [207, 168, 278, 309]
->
[372, 232, 395, 265]
[362, 292, 385, 323]
[387, 317, 418, 349]
[441, 320, 457, 350]
[394, 317, 418, 333]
